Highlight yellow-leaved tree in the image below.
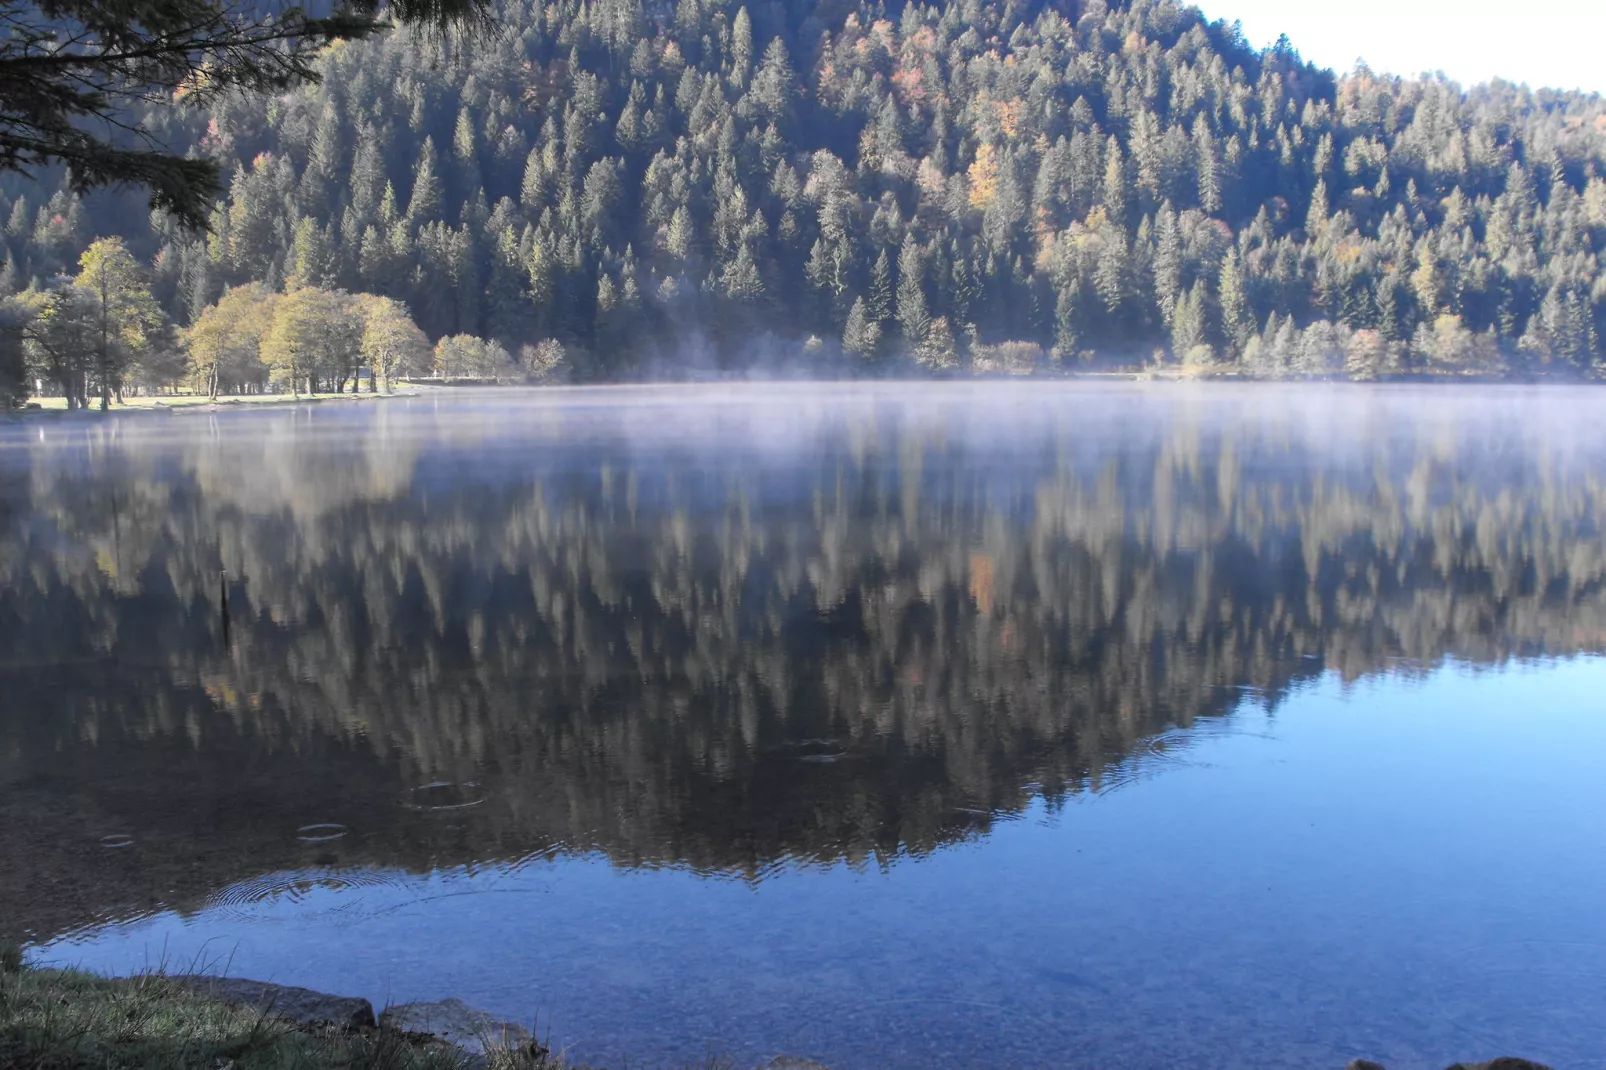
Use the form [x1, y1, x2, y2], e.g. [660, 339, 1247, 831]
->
[74, 238, 169, 410]
[185, 284, 278, 399]
[357, 296, 430, 393]
[260, 288, 360, 396]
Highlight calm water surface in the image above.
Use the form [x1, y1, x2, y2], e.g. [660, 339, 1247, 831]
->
[3, 384, 1605, 1069]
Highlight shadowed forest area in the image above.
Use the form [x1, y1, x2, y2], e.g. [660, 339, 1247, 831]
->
[3, 0, 1606, 401]
[3, 386, 1605, 945]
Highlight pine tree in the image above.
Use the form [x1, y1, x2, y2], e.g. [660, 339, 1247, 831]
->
[286, 218, 336, 290]
[721, 243, 764, 300]
[896, 237, 930, 346]
[1170, 282, 1206, 360]
[1218, 248, 1250, 358]
[729, 7, 754, 89]
[667, 206, 696, 262]
[868, 250, 893, 326]
[0, 298, 28, 407]
[842, 296, 880, 358]
[1153, 204, 1182, 326]
[1193, 114, 1222, 215]
[916, 316, 958, 371]
[407, 138, 444, 224]
[0, 0, 482, 227]
[1306, 178, 1330, 234]
[1102, 137, 1127, 223]
[1053, 280, 1081, 360]
[750, 38, 795, 128]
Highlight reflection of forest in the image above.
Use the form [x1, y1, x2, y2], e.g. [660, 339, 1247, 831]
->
[4, 389, 1605, 943]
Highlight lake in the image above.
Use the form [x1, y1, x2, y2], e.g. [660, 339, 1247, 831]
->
[3, 383, 1605, 1070]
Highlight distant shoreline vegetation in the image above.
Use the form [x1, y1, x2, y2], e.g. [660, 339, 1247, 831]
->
[4, 0, 1606, 406]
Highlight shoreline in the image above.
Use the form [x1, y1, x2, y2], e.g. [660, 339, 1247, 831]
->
[8, 372, 1606, 421]
[0, 951, 828, 1070]
[2, 389, 434, 420]
[0, 952, 1556, 1070]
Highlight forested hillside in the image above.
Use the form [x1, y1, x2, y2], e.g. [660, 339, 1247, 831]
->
[4, 0, 1606, 385]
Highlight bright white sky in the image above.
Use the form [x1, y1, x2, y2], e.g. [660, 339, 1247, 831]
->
[1191, 0, 1606, 95]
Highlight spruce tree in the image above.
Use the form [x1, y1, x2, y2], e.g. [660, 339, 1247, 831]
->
[896, 237, 930, 347]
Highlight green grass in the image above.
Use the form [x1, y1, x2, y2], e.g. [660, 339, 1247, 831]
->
[0, 949, 554, 1070]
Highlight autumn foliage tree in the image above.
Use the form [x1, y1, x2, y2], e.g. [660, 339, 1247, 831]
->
[73, 238, 168, 409]
[358, 295, 431, 392]
[185, 284, 279, 397]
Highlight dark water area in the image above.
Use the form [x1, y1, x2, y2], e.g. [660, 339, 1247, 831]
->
[3, 383, 1605, 1069]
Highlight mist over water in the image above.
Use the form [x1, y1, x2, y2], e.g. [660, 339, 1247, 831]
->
[4, 383, 1606, 1069]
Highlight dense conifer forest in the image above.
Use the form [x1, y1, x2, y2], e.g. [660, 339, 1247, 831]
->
[3, 0, 1606, 393]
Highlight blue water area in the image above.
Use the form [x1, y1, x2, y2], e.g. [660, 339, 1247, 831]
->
[6, 384, 1606, 1069]
[36, 659, 1606, 1069]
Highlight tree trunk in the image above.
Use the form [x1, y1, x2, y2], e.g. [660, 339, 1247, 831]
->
[98, 271, 112, 411]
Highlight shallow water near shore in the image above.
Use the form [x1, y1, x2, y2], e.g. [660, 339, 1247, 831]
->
[5, 383, 1606, 1069]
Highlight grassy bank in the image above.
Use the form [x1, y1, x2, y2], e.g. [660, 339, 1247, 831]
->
[21, 391, 424, 412]
[0, 947, 549, 1070]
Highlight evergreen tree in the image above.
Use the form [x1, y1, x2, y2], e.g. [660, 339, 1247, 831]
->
[1218, 249, 1250, 358]
[0, 297, 28, 407]
[896, 237, 930, 348]
[407, 138, 444, 224]
[842, 296, 880, 360]
[0, 0, 484, 227]
[868, 250, 893, 327]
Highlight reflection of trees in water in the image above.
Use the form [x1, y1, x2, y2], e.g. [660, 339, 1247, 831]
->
[3, 391, 1605, 940]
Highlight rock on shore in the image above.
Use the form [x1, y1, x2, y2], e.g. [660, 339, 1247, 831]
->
[380, 997, 534, 1056]
[179, 976, 376, 1030]
[1342, 1053, 1554, 1060]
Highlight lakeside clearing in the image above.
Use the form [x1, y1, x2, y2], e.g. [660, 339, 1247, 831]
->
[18, 390, 433, 412]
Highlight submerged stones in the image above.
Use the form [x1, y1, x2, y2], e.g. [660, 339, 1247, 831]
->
[404, 781, 486, 812]
[185, 979, 1556, 1070]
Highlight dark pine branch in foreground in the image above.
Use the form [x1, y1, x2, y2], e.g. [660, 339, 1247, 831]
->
[0, 0, 486, 227]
